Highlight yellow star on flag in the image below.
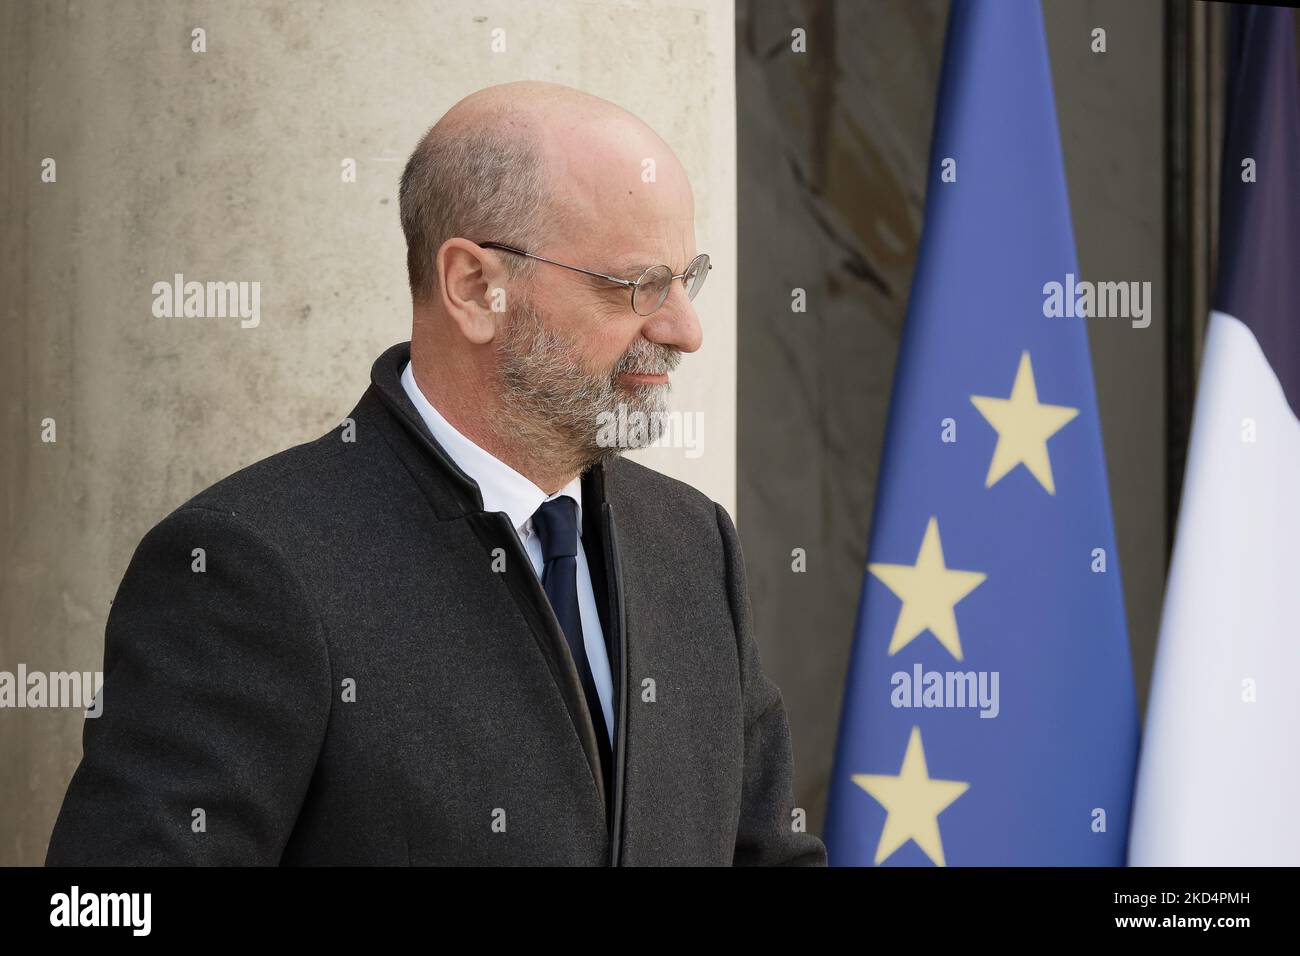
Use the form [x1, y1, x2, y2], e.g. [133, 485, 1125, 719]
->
[851, 726, 970, 866]
[867, 516, 986, 661]
[969, 350, 1079, 494]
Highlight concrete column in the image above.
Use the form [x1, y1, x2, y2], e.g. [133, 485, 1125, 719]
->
[1, 0, 736, 865]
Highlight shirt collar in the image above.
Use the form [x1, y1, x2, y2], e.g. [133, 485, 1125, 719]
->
[400, 360, 582, 536]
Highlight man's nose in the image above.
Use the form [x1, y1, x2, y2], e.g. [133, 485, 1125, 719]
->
[640, 285, 703, 354]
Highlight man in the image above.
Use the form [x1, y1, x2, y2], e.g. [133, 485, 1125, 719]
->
[46, 81, 826, 866]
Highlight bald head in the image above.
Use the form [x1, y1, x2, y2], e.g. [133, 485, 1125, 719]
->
[399, 81, 694, 304]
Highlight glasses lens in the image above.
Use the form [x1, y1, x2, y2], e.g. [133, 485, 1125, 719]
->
[633, 265, 673, 315]
[684, 254, 710, 301]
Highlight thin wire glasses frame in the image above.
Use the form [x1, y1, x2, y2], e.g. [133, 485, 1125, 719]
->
[475, 240, 711, 316]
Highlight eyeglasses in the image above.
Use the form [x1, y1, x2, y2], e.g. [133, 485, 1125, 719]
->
[476, 241, 711, 316]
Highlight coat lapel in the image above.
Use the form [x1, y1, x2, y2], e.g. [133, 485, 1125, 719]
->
[361, 342, 624, 833]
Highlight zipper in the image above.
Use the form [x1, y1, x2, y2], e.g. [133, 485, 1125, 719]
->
[603, 502, 628, 867]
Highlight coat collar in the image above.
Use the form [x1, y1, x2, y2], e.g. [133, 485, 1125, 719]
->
[398, 359, 585, 538]
[365, 341, 613, 520]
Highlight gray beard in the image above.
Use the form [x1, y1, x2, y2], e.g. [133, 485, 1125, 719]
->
[496, 297, 680, 477]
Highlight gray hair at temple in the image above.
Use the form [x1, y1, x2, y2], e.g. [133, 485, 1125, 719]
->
[398, 111, 553, 304]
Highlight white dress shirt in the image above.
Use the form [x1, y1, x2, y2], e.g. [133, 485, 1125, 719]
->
[400, 361, 615, 747]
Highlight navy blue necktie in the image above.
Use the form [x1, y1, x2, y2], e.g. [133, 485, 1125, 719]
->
[531, 496, 610, 753]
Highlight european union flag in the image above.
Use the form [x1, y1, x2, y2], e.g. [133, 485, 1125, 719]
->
[824, 0, 1139, 866]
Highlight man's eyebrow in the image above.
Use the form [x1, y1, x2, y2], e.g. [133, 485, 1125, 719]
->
[605, 257, 652, 278]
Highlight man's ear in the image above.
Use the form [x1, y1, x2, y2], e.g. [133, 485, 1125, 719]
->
[436, 238, 509, 345]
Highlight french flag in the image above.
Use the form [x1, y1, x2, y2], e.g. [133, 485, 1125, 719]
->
[1130, 5, 1300, 865]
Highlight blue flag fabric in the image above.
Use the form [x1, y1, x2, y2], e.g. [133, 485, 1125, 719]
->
[824, 0, 1138, 866]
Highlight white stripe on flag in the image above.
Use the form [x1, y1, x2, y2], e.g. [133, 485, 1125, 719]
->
[1130, 310, 1300, 865]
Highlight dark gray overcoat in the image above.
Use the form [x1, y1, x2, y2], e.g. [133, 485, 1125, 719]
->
[46, 343, 827, 866]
